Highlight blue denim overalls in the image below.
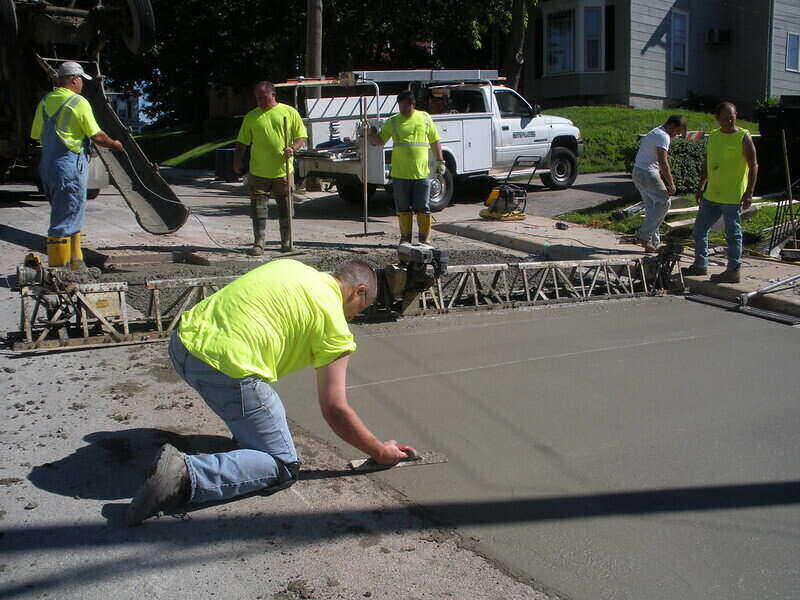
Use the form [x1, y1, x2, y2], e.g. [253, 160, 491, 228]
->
[38, 95, 90, 238]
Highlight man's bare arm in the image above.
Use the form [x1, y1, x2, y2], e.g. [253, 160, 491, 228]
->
[317, 354, 413, 464]
[696, 154, 708, 205]
[233, 142, 248, 174]
[656, 147, 675, 196]
[431, 140, 444, 162]
[91, 131, 123, 151]
[284, 137, 307, 157]
[741, 133, 758, 210]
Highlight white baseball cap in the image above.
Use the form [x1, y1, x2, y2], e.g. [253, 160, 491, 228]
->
[57, 61, 93, 80]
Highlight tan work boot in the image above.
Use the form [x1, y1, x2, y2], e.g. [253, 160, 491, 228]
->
[710, 268, 741, 284]
[126, 443, 190, 526]
[417, 213, 432, 244]
[397, 212, 413, 244]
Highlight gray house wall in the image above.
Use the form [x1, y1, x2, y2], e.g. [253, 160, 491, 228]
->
[771, 0, 800, 100]
[524, 0, 631, 107]
[526, 0, 799, 114]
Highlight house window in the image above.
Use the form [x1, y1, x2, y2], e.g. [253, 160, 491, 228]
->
[547, 10, 575, 74]
[788, 33, 800, 72]
[584, 7, 602, 71]
[671, 9, 689, 75]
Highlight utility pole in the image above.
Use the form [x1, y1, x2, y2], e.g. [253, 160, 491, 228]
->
[305, 0, 323, 190]
[306, 0, 323, 98]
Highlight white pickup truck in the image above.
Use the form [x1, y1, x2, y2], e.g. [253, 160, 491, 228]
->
[294, 69, 584, 211]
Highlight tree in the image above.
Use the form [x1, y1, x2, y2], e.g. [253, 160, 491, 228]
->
[102, 0, 530, 124]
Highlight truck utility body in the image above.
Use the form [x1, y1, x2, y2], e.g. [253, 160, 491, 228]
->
[294, 69, 583, 211]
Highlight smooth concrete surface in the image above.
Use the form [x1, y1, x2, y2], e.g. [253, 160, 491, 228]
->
[278, 298, 800, 600]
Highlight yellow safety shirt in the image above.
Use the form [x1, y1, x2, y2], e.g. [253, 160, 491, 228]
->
[30, 88, 101, 154]
[178, 259, 356, 382]
[379, 110, 440, 180]
[236, 103, 307, 178]
[706, 128, 750, 205]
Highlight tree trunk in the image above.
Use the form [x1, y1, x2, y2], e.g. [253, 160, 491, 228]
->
[306, 0, 323, 99]
[502, 0, 530, 91]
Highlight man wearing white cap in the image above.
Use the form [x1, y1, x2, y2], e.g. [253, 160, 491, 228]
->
[30, 61, 123, 271]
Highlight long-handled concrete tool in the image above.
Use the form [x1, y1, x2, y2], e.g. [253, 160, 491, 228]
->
[283, 116, 294, 252]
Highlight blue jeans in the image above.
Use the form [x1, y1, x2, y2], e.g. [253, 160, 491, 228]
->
[392, 178, 431, 214]
[692, 198, 742, 270]
[168, 333, 299, 503]
[632, 167, 670, 246]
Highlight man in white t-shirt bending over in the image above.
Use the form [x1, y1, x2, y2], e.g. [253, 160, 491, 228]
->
[631, 115, 686, 252]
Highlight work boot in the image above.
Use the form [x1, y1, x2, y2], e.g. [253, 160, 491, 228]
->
[417, 213, 432, 244]
[46, 236, 71, 269]
[397, 212, 413, 244]
[69, 232, 88, 272]
[126, 443, 190, 527]
[247, 218, 267, 256]
[710, 268, 741, 284]
[681, 264, 708, 277]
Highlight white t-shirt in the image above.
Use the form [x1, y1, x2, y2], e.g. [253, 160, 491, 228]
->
[634, 126, 671, 172]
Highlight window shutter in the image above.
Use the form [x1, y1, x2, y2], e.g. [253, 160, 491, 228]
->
[605, 5, 615, 71]
[535, 16, 544, 79]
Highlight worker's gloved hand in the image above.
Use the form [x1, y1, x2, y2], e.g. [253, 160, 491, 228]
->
[435, 160, 446, 175]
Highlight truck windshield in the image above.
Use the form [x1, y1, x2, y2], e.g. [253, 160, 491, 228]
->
[494, 90, 532, 117]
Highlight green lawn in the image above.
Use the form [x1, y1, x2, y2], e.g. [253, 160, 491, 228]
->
[135, 105, 759, 174]
[544, 106, 759, 174]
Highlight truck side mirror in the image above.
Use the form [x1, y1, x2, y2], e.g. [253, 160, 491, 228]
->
[533, 104, 542, 115]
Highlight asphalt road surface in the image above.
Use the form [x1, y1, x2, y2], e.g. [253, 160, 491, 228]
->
[279, 296, 800, 600]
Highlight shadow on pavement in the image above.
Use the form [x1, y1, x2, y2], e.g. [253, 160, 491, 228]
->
[2, 479, 798, 597]
[0, 188, 47, 205]
[27, 428, 237, 501]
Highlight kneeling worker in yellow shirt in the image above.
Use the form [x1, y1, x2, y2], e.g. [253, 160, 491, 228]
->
[127, 258, 415, 525]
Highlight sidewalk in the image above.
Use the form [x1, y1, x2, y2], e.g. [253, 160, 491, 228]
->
[434, 213, 800, 318]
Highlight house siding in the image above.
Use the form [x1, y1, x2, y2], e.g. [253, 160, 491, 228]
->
[524, 0, 631, 107]
[771, 0, 800, 100]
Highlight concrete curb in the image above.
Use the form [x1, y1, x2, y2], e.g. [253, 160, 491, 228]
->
[434, 222, 641, 261]
[683, 276, 800, 318]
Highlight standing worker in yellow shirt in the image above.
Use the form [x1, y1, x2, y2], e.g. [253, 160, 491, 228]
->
[683, 102, 758, 284]
[368, 90, 445, 244]
[234, 81, 307, 255]
[30, 62, 123, 270]
[126, 259, 416, 525]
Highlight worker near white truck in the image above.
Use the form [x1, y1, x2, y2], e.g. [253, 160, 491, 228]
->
[234, 81, 307, 255]
[126, 258, 416, 525]
[368, 90, 445, 244]
[631, 114, 686, 253]
[30, 61, 123, 270]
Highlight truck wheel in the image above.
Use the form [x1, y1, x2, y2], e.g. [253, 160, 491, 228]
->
[336, 177, 376, 205]
[0, 0, 17, 47]
[541, 147, 577, 190]
[122, 0, 156, 55]
[428, 165, 453, 212]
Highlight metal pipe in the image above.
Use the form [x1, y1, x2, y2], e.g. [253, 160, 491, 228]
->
[361, 96, 368, 234]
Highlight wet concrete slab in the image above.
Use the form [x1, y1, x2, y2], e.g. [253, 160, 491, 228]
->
[278, 297, 800, 600]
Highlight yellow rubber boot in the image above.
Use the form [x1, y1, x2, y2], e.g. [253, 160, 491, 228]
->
[46, 236, 71, 269]
[397, 212, 413, 244]
[417, 213, 432, 244]
[70, 232, 88, 272]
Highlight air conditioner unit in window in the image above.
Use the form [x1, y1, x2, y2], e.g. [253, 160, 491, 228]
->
[706, 28, 731, 45]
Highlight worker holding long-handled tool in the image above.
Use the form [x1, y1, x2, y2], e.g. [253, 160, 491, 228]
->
[127, 259, 416, 525]
[30, 62, 123, 271]
[234, 81, 307, 254]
